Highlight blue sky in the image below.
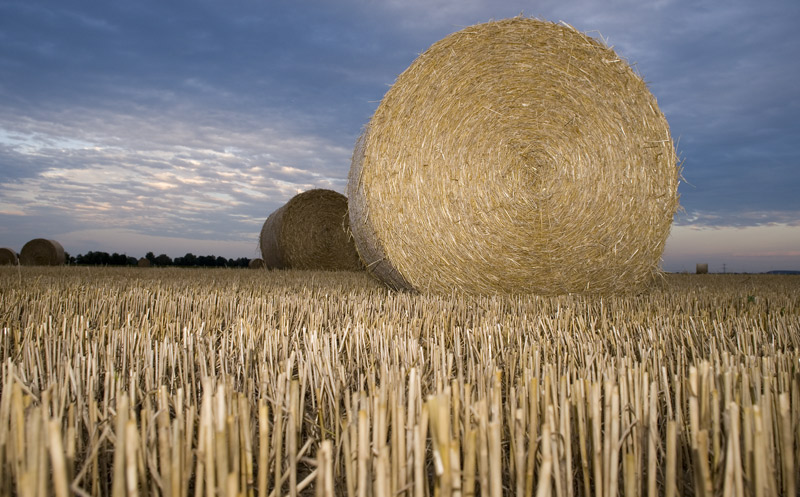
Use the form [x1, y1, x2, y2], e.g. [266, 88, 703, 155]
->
[1, 0, 798, 272]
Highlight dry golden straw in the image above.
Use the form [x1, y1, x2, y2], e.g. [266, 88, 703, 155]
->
[0, 248, 18, 266]
[349, 17, 680, 294]
[0, 268, 798, 497]
[260, 189, 362, 271]
[137, 257, 151, 268]
[19, 238, 65, 266]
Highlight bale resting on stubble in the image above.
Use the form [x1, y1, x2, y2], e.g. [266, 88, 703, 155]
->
[348, 17, 680, 295]
[19, 239, 66, 266]
[0, 248, 19, 266]
[259, 189, 362, 271]
[248, 258, 265, 269]
[137, 258, 152, 268]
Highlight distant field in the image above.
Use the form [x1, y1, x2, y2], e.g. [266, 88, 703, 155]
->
[1, 267, 798, 496]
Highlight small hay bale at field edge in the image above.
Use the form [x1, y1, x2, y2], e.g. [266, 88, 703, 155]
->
[0, 247, 18, 265]
[137, 257, 151, 268]
[19, 238, 65, 266]
[696, 263, 709, 274]
[348, 16, 680, 294]
[259, 189, 362, 271]
[249, 258, 265, 269]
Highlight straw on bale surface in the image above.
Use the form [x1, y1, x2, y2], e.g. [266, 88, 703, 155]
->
[19, 239, 65, 266]
[248, 258, 265, 269]
[348, 17, 680, 294]
[696, 263, 709, 274]
[0, 248, 18, 266]
[137, 257, 151, 268]
[259, 189, 362, 271]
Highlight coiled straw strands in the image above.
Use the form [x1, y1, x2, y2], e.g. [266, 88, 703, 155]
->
[349, 17, 680, 294]
[0, 247, 18, 266]
[19, 238, 65, 266]
[249, 258, 265, 269]
[259, 189, 362, 271]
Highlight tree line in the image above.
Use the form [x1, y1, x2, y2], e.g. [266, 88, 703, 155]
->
[68, 251, 252, 268]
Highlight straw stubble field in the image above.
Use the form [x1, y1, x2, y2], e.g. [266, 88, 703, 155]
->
[0, 267, 798, 497]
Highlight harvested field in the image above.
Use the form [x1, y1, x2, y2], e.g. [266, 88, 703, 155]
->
[1, 267, 799, 496]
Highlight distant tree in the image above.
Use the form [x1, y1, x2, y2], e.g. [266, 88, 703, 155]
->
[110, 252, 128, 265]
[146, 252, 156, 264]
[227, 257, 250, 268]
[126, 256, 137, 266]
[77, 251, 110, 265]
[154, 254, 172, 266]
[216, 256, 227, 267]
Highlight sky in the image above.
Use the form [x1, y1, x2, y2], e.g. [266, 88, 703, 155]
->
[1, 0, 798, 273]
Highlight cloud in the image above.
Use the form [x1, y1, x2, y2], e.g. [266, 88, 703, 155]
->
[0, 100, 351, 254]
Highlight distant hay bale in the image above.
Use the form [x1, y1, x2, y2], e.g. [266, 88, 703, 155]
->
[20, 239, 66, 266]
[138, 257, 152, 268]
[348, 17, 679, 294]
[259, 189, 362, 271]
[0, 247, 19, 266]
[696, 263, 709, 274]
[249, 258, 265, 269]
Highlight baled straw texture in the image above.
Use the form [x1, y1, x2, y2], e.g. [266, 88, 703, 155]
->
[248, 258, 265, 269]
[349, 17, 680, 294]
[259, 189, 362, 271]
[0, 248, 18, 266]
[137, 257, 151, 268]
[19, 239, 66, 266]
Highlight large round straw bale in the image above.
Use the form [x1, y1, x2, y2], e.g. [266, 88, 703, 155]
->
[20, 238, 66, 266]
[259, 189, 362, 271]
[0, 247, 19, 265]
[349, 17, 680, 294]
[137, 257, 152, 268]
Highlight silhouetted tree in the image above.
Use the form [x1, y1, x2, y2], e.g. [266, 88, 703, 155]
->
[154, 254, 172, 266]
[110, 252, 128, 265]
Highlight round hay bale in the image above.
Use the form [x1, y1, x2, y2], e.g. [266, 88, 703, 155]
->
[248, 258, 265, 269]
[696, 263, 708, 274]
[137, 257, 152, 268]
[0, 247, 19, 266]
[20, 238, 66, 266]
[348, 17, 680, 294]
[259, 189, 362, 271]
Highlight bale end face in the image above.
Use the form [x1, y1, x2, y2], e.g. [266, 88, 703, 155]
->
[348, 17, 679, 295]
